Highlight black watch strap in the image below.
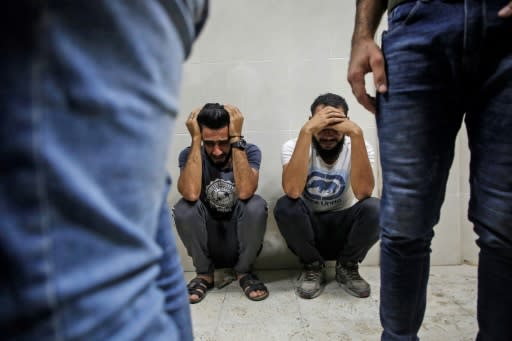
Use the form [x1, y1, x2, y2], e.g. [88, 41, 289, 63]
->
[231, 138, 247, 150]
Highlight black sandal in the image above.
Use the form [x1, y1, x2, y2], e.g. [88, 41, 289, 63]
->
[187, 277, 214, 304]
[239, 273, 269, 302]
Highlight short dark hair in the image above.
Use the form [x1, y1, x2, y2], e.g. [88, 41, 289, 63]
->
[310, 93, 349, 115]
[197, 103, 229, 130]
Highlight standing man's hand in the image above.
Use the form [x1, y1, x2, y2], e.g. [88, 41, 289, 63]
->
[186, 107, 202, 139]
[499, 1, 512, 17]
[347, 38, 387, 114]
[224, 104, 244, 139]
[348, 0, 387, 114]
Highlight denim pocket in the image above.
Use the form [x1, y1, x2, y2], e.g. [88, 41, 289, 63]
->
[386, 0, 422, 35]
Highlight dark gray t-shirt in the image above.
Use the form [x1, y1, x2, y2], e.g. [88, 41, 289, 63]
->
[178, 143, 261, 216]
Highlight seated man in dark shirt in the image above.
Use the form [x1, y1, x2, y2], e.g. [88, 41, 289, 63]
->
[173, 103, 268, 304]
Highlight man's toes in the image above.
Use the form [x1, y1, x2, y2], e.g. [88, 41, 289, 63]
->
[250, 290, 264, 299]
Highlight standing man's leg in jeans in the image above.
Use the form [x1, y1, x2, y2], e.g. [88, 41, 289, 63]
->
[156, 178, 193, 341]
[0, 1, 206, 340]
[378, 1, 512, 340]
[466, 2, 512, 339]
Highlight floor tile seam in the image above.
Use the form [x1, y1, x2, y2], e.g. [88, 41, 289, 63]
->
[211, 289, 229, 337]
[293, 288, 313, 341]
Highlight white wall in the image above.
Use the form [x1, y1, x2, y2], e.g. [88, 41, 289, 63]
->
[166, 0, 479, 270]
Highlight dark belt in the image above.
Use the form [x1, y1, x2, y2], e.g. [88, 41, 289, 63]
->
[387, 0, 462, 13]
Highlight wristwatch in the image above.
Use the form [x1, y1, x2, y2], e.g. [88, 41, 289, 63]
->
[230, 138, 247, 150]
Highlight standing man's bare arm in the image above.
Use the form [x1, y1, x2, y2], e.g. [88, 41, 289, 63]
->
[347, 0, 387, 114]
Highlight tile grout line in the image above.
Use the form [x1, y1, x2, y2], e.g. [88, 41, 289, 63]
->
[293, 283, 311, 341]
[212, 287, 228, 340]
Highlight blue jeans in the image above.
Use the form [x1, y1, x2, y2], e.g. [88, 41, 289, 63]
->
[378, 0, 512, 340]
[1, 2, 193, 340]
[155, 178, 193, 341]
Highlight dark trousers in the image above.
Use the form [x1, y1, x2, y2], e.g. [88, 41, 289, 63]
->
[273, 196, 380, 265]
[173, 195, 267, 274]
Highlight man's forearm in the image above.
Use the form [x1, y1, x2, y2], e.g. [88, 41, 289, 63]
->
[177, 140, 202, 200]
[232, 149, 258, 200]
[282, 129, 312, 198]
[350, 134, 375, 199]
[352, 0, 386, 45]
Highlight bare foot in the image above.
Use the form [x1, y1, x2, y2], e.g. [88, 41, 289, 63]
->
[238, 273, 269, 301]
[188, 274, 213, 304]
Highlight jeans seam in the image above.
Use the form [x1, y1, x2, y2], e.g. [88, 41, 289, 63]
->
[410, 257, 428, 335]
[32, 53, 62, 341]
[463, 0, 468, 54]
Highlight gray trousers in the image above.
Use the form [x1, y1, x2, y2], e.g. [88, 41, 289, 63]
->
[273, 196, 380, 265]
[173, 195, 267, 274]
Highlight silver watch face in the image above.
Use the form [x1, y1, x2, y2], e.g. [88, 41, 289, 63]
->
[233, 138, 246, 149]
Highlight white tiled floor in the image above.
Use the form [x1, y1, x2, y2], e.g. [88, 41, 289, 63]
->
[185, 265, 478, 341]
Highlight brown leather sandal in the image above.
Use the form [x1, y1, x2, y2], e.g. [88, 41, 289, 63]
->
[239, 273, 269, 302]
[187, 277, 214, 304]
